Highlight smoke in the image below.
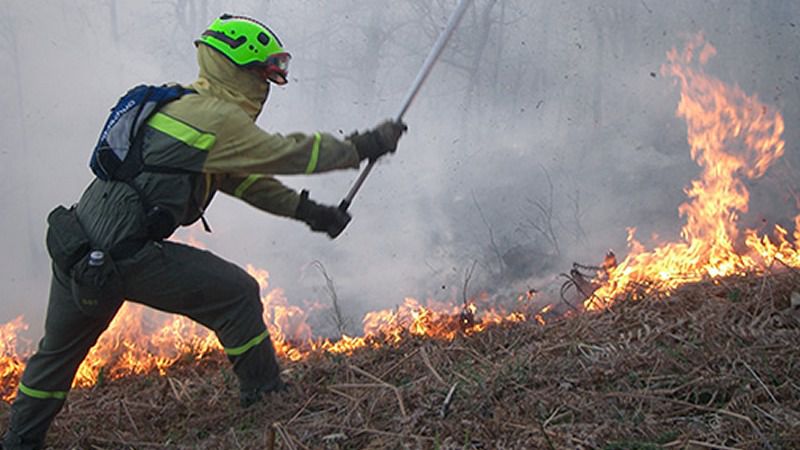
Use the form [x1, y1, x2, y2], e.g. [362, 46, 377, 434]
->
[2, 0, 799, 336]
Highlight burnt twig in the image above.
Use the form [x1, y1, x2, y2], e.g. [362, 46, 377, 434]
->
[440, 382, 459, 418]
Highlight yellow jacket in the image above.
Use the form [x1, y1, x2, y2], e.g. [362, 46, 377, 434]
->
[76, 45, 360, 248]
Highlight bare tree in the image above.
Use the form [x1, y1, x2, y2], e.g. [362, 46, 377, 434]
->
[286, 1, 412, 126]
[150, 0, 211, 64]
[410, 0, 527, 144]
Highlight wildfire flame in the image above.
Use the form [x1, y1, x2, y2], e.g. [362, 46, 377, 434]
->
[1, 317, 28, 402]
[2, 34, 791, 404]
[592, 34, 790, 305]
[0, 263, 536, 402]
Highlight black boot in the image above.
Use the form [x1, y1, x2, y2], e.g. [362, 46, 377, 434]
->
[2, 429, 43, 450]
[240, 377, 288, 408]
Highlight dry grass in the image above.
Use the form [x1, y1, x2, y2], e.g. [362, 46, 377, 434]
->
[2, 272, 799, 449]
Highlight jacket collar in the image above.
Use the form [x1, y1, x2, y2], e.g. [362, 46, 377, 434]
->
[191, 45, 270, 121]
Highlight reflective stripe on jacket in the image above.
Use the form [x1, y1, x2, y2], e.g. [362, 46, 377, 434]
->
[76, 45, 359, 248]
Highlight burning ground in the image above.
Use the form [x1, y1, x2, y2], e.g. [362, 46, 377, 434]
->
[1, 273, 799, 449]
[2, 32, 800, 450]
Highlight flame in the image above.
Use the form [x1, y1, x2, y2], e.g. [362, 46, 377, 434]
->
[1, 265, 534, 401]
[8, 33, 787, 403]
[1, 317, 28, 402]
[593, 34, 789, 305]
[74, 304, 220, 388]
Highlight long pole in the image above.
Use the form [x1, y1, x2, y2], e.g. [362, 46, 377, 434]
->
[339, 0, 473, 212]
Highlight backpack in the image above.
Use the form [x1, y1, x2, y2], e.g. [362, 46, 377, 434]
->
[90, 84, 195, 181]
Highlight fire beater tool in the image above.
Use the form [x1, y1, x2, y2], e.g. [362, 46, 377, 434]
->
[338, 0, 473, 212]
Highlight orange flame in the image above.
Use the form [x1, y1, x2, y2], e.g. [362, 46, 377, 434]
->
[1, 317, 28, 402]
[593, 34, 789, 305]
[0, 263, 537, 402]
[17, 35, 788, 400]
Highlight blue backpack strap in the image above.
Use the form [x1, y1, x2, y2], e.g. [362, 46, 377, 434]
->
[90, 84, 196, 181]
[89, 84, 210, 239]
[125, 86, 156, 151]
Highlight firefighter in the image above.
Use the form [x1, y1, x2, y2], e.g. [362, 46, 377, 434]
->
[2, 14, 406, 450]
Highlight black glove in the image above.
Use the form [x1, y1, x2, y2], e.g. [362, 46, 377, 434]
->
[294, 190, 351, 238]
[349, 120, 408, 162]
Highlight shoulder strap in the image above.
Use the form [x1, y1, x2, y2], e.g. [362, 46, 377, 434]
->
[114, 85, 198, 181]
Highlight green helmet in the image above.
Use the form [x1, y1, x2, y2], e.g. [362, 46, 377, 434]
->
[196, 14, 291, 84]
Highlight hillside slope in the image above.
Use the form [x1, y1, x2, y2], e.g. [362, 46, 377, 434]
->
[2, 273, 799, 449]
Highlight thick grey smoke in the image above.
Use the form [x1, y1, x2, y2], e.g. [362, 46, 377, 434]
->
[2, 0, 799, 336]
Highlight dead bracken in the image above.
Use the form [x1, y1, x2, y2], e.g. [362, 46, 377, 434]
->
[2, 22, 800, 450]
[1, 271, 798, 448]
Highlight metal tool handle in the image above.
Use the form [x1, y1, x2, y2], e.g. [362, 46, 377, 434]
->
[338, 0, 473, 212]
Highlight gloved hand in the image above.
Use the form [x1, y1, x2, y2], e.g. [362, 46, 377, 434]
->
[294, 190, 351, 238]
[349, 120, 408, 162]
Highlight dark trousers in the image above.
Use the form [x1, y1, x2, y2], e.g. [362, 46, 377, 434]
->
[3, 241, 281, 450]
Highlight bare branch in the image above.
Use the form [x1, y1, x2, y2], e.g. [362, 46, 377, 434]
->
[566, 189, 588, 244]
[524, 166, 561, 256]
[312, 261, 349, 337]
[462, 260, 478, 307]
[472, 191, 506, 275]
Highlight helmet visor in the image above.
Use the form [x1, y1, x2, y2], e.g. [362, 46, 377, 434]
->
[263, 52, 291, 85]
